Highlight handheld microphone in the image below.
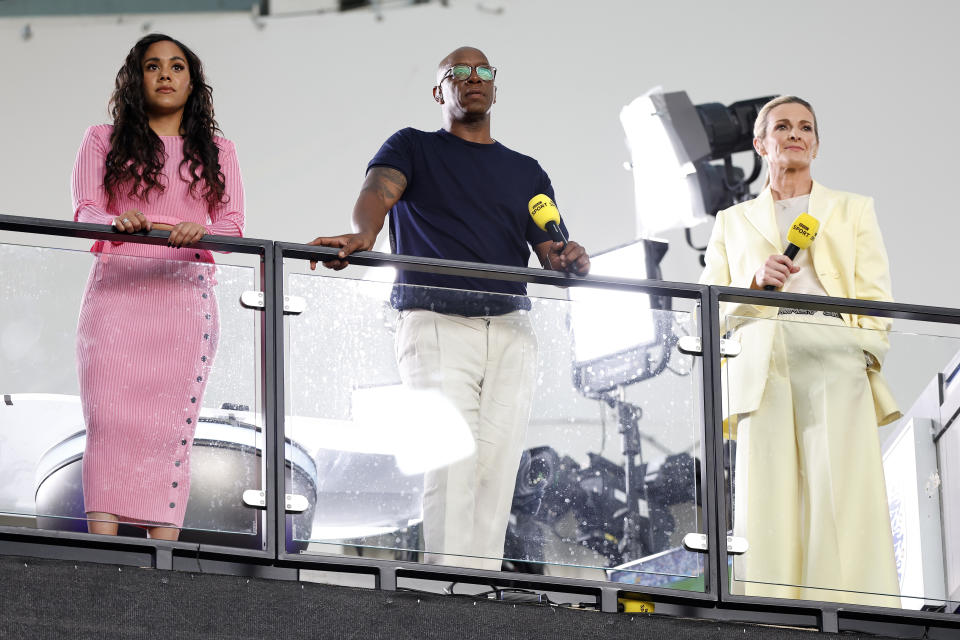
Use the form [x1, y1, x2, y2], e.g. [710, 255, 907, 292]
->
[528, 194, 567, 248]
[764, 212, 820, 290]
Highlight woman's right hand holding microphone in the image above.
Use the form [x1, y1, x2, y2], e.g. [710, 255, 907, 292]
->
[753, 254, 800, 290]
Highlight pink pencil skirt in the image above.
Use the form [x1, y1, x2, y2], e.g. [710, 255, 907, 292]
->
[76, 252, 219, 528]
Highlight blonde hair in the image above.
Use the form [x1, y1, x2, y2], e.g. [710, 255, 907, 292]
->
[755, 95, 819, 188]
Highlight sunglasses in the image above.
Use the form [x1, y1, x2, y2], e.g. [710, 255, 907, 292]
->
[441, 64, 497, 83]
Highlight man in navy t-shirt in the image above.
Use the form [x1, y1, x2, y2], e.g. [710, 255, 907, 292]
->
[311, 46, 590, 571]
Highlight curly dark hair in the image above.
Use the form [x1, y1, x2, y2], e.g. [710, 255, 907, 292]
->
[104, 33, 226, 211]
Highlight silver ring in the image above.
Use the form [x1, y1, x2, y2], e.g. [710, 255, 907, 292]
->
[122, 218, 130, 223]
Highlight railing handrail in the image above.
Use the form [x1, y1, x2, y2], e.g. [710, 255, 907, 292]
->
[0, 213, 271, 255]
[4, 213, 959, 323]
[278, 241, 706, 298]
[714, 285, 960, 325]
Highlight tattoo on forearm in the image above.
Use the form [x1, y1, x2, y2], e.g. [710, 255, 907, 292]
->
[362, 167, 408, 204]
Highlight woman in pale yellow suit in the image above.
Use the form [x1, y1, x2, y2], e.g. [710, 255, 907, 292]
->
[700, 96, 901, 607]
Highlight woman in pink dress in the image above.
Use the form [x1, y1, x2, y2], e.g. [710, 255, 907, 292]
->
[71, 34, 244, 541]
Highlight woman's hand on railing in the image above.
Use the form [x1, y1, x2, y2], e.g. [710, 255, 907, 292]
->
[166, 222, 207, 248]
[110, 214, 204, 248]
[111, 210, 152, 233]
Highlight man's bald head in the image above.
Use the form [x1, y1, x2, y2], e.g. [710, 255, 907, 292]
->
[436, 46, 489, 84]
[432, 45, 496, 132]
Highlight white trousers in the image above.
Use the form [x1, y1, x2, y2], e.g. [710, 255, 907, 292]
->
[395, 309, 537, 570]
[731, 313, 900, 606]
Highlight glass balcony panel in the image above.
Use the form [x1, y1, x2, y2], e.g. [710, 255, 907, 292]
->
[0, 242, 264, 545]
[722, 307, 960, 610]
[284, 267, 706, 590]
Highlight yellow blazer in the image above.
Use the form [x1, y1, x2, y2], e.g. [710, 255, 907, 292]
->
[699, 181, 900, 426]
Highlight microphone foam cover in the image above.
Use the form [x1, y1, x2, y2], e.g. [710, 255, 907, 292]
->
[528, 194, 561, 231]
[787, 212, 820, 249]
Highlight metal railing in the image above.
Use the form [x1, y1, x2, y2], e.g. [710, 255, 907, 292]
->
[1, 212, 959, 637]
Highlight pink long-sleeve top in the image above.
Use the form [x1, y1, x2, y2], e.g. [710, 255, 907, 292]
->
[71, 124, 245, 262]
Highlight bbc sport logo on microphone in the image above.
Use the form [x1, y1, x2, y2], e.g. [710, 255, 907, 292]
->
[787, 213, 820, 249]
[528, 196, 556, 218]
[527, 194, 562, 232]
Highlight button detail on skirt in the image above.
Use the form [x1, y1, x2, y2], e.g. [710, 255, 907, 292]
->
[201, 356, 207, 362]
[181, 439, 187, 445]
[186, 418, 192, 424]
[172, 481, 178, 488]
[196, 376, 202, 382]
[169, 502, 176, 509]
[190, 397, 196, 403]
[203, 333, 209, 340]
[202, 293, 208, 299]
[198, 275, 204, 281]
[194, 253, 201, 259]
[175, 460, 181, 467]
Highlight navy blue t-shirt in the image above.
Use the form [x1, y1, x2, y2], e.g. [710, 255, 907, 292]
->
[368, 128, 567, 316]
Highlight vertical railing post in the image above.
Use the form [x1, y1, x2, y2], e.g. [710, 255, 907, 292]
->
[704, 286, 729, 601]
[267, 244, 287, 558]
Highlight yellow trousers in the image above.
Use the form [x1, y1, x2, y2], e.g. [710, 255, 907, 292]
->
[730, 313, 900, 607]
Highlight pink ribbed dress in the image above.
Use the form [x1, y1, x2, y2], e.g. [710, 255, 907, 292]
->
[71, 124, 244, 528]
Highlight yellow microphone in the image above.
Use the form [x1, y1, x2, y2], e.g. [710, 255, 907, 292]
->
[528, 194, 567, 248]
[786, 212, 819, 257]
[764, 212, 820, 290]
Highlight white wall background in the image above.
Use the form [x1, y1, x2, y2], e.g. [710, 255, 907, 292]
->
[2, 0, 958, 307]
